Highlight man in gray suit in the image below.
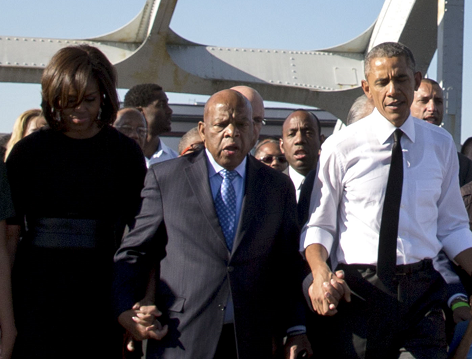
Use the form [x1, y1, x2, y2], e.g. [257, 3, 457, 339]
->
[113, 89, 311, 358]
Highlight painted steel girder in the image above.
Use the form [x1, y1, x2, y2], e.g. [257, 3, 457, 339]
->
[0, 0, 436, 121]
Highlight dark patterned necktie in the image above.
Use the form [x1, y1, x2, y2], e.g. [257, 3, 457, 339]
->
[215, 169, 237, 250]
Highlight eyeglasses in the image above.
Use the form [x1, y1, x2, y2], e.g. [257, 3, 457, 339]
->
[115, 125, 147, 137]
[259, 155, 287, 164]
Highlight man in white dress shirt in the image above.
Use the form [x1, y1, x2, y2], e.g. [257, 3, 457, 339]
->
[302, 42, 472, 357]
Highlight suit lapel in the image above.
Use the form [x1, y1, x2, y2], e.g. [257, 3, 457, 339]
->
[232, 156, 263, 254]
[185, 151, 229, 252]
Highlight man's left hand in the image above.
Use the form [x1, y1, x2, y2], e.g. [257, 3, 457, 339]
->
[284, 334, 313, 359]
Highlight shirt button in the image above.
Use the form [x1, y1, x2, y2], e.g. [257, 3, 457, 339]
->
[218, 304, 225, 311]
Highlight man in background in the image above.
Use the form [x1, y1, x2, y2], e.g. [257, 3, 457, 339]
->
[124, 84, 178, 166]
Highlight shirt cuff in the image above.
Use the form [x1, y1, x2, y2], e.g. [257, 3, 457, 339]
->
[286, 325, 306, 337]
[300, 226, 334, 254]
[441, 227, 472, 260]
[448, 293, 469, 308]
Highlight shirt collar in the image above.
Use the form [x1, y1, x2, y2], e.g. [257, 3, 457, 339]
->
[370, 107, 415, 145]
[289, 166, 306, 189]
[205, 148, 247, 179]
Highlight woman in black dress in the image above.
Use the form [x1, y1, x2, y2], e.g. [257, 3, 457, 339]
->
[6, 45, 146, 358]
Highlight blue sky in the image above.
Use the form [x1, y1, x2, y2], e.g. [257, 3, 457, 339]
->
[1, 0, 471, 142]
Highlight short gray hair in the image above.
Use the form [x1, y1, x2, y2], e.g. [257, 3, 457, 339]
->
[346, 94, 374, 125]
[364, 42, 416, 78]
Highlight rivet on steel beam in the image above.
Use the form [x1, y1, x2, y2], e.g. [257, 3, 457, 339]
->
[269, 80, 274, 83]
[24, 63, 27, 65]
[278, 81, 282, 84]
[286, 82, 290, 85]
[6, 62, 10, 65]
[290, 57, 294, 60]
[266, 50, 270, 53]
[7, 38, 10, 40]
[41, 64, 45, 66]
[15, 62, 19, 65]
[242, 49, 246, 52]
[282, 51, 286, 54]
[15, 38, 19, 41]
[49, 40, 53, 42]
[23, 38, 27, 41]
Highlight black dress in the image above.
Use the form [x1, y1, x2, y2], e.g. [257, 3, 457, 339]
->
[6, 126, 146, 359]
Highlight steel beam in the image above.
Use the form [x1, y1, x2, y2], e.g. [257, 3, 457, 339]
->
[0, 0, 437, 122]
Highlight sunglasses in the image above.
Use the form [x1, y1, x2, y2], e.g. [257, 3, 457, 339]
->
[259, 155, 287, 164]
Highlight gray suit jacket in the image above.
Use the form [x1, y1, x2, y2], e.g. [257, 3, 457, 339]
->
[113, 150, 304, 359]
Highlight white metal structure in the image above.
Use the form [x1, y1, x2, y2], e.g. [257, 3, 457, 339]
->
[0, 0, 443, 124]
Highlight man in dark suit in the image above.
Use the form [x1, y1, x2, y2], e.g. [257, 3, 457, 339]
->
[113, 89, 311, 358]
[280, 110, 321, 203]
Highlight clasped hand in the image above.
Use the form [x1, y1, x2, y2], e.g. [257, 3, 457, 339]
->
[118, 301, 169, 344]
[309, 269, 351, 316]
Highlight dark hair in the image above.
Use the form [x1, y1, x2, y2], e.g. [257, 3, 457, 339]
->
[364, 42, 416, 78]
[124, 84, 163, 108]
[462, 137, 472, 160]
[286, 109, 322, 138]
[41, 45, 119, 131]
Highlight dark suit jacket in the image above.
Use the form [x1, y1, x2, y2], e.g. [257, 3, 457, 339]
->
[113, 150, 304, 359]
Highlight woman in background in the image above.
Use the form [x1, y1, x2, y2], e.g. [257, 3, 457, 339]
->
[4, 109, 44, 160]
[6, 45, 146, 359]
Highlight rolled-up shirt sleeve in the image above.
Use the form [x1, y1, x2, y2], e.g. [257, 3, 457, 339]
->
[300, 139, 343, 254]
[437, 141, 472, 260]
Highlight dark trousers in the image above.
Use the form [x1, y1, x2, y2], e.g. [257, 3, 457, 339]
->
[313, 260, 448, 359]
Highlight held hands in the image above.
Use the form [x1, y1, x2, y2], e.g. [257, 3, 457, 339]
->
[118, 301, 169, 343]
[309, 269, 351, 316]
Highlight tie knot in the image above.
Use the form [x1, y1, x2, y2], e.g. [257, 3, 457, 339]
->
[393, 129, 403, 143]
[220, 169, 237, 181]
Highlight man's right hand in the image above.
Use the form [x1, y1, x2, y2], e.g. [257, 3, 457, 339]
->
[118, 303, 168, 342]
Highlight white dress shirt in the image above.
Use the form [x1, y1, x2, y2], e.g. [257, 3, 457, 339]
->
[147, 139, 178, 167]
[287, 166, 306, 202]
[301, 108, 472, 268]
